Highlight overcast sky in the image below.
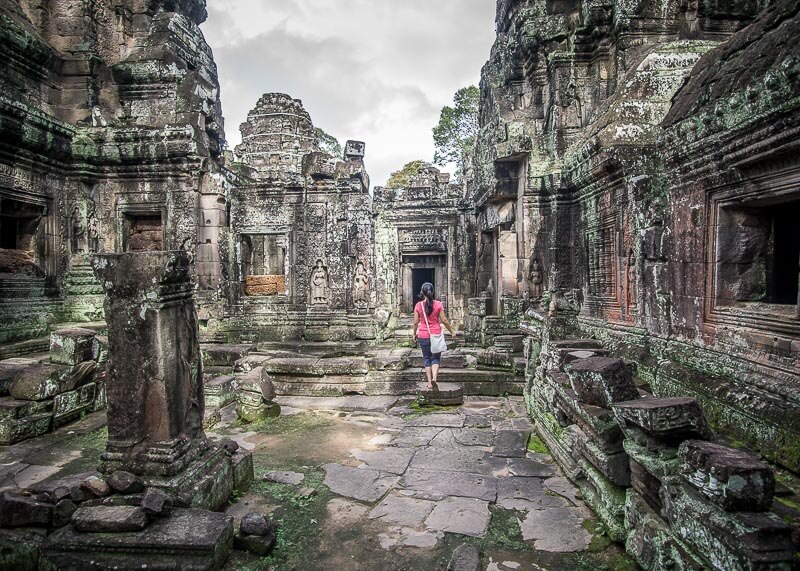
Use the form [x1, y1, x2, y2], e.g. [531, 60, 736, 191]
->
[202, 0, 497, 187]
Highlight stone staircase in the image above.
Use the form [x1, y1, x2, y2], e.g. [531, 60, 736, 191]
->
[200, 335, 526, 407]
[62, 255, 104, 322]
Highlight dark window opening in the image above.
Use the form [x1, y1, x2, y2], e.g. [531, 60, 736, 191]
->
[715, 198, 800, 310]
[767, 202, 800, 305]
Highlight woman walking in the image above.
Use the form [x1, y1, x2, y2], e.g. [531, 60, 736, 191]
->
[412, 282, 456, 389]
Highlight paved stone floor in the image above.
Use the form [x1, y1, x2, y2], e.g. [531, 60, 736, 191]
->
[0, 396, 636, 570]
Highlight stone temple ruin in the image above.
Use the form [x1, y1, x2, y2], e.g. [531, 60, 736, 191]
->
[0, 0, 799, 569]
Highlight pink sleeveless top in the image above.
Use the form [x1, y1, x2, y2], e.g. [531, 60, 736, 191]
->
[416, 300, 443, 339]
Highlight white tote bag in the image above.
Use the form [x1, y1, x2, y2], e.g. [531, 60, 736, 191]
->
[421, 301, 447, 354]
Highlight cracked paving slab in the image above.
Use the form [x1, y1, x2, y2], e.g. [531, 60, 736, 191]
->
[400, 468, 498, 502]
[322, 463, 399, 502]
[424, 496, 491, 538]
[352, 447, 416, 475]
[368, 493, 437, 526]
[519, 506, 593, 552]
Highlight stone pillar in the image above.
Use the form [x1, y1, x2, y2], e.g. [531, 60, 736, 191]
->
[93, 251, 235, 509]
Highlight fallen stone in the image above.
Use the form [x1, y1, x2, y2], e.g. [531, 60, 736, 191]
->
[52, 487, 71, 503]
[28, 472, 99, 505]
[519, 507, 592, 552]
[297, 487, 316, 498]
[9, 363, 70, 401]
[107, 471, 144, 495]
[369, 494, 437, 526]
[679, 440, 775, 512]
[493, 430, 529, 458]
[71, 506, 148, 533]
[81, 476, 110, 498]
[52, 499, 77, 528]
[0, 492, 53, 527]
[49, 328, 96, 366]
[240, 512, 272, 536]
[232, 450, 255, 493]
[566, 357, 638, 407]
[234, 530, 276, 556]
[43, 508, 233, 570]
[264, 470, 305, 485]
[140, 488, 172, 517]
[448, 542, 481, 571]
[236, 401, 281, 423]
[220, 439, 240, 454]
[424, 496, 491, 537]
[613, 397, 713, 443]
[322, 464, 399, 502]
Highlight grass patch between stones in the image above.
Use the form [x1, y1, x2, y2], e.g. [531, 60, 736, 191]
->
[527, 433, 549, 454]
[403, 401, 459, 419]
[466, 507, 529, 553]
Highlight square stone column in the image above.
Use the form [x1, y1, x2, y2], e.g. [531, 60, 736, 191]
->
[93, 251, 235, 509]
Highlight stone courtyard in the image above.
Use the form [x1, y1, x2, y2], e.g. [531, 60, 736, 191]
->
[2, 395, 638, 570]
[1, 0, 799, 568]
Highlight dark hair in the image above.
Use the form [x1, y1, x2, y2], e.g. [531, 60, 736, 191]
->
[418, 282, 435, 315]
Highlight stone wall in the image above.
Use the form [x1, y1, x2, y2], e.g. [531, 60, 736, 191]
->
[221, 94, 375, 342]
[0, 0, 230, 341]
[373, 165, 476, 330]
[473, 0, 800, 566]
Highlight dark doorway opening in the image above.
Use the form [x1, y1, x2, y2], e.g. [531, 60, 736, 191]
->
[412, 268, 435, 304]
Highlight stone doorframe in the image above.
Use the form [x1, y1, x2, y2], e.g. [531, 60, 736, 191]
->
[399, 253, 448, 314]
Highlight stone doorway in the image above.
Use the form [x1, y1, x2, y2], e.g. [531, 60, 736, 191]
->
[411, 267, 434, 304]
[401, 254, 447, 314]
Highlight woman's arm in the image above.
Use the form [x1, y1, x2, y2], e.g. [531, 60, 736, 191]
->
[439, 312, 456, 336]
[412, 309, 420, 341]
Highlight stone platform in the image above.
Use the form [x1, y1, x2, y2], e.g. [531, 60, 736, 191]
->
[42, 508, 233, 570]
[416, 382, 464, 406]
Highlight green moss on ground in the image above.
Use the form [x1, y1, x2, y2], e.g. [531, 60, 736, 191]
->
[236, 412, 334, 435]
[527, 434, 549, 454]
[465, 507, 529, 553]
[403, 401, 459, 419]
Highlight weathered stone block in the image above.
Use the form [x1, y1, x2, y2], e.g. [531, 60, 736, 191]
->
[201, 344, 253, 367]
[0, 527, 46, 570]
[236, 401, 280, 423]
[231, 450, 254, 493]
[467, 297, 491, 317]
[9, 363, 70, 401]
[417, 382, 463, 406]
[0, 359, 36, 396]
[43, 509, 233, 570]
[613, 397, 713, 444]
[662, 481, 796, 570]
[49, 327, 96, 365]
[0, 397, 52, 444]
[679, 440, 775, 512]
[72, 506, 148, 533]
[53, 382, 96, 426]
[204, 375, 235, 408]
[566, 357, 638, 407]
[0, 492, 53, 528]
[106, 471, 144, 495]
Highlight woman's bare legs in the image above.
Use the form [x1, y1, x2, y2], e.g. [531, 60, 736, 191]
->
[431, 363, 440, 387]
[424, 366, 433, 388]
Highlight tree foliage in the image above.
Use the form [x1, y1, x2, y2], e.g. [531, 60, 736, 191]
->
[432, 85, 480, 174]
[315, 127, 342, 158]
[386, 160, 431, 189]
